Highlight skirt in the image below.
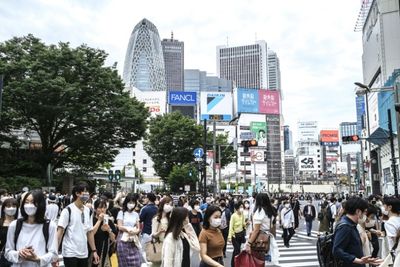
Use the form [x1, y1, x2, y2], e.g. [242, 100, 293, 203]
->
[116, 234, 142, 267]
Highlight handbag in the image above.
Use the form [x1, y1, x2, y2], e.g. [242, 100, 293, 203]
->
[234, 251, 264, 267]
[145, 237, 162, 263]
[235, 230, 246, 244]
[250, 216, 272, 253]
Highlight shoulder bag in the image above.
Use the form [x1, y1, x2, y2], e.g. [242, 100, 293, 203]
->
[145, 220, 162, 263]
[250, 214, 273, 253]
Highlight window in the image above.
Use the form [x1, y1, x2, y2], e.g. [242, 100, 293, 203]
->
[133, 151, 136, 157]
[132, 159, 135, 164]
[143, 167, 147, 172]
[143, 159, 147, 164]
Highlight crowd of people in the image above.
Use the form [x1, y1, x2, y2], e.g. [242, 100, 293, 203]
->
[0, 186, 399, 267]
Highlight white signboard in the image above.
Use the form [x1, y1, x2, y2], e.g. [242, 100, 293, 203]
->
[298, 121, 319, 141]
[132, 88, 167, 117]
[200, 92, 232, 121]
[251, 151, 265, 162]
[298, 156, 318, 171]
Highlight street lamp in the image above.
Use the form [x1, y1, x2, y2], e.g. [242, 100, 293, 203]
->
[354, 82, 400, 197]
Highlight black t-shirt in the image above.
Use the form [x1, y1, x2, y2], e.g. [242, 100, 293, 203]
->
[0, 224, 8, 251]
[181, 236, 190, 266]
[188, 211, 202, 236]
[92, 216, 117, 266]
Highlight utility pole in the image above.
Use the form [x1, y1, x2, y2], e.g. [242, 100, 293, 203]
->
[203, 119, 207, 200]
[218, 145, 222, 193]
[212, 120, 217, 196]
[388, 109, 398, 197]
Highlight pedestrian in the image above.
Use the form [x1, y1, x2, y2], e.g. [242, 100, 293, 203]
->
[364, 205, 381, 258]
[116, 193, 142, 267]
[5, 190, 58, 266]
[139, 192, 158, 248]
[91, 199, 117, 267]
[188, 199, 203, 237]
[333, 196, 383, 266]
[303, 198, 316, 236]
[199, 205, 225, 267]
[243, 199, 252, 236]
[281, 200, 295, 248]
[0, 197, 18, 266]
[57, 184, 100, 267]
[245, 193, 278, 265]
[218, 198, 231, 258]
[149, 196, 173, 266]
[318, 201, 330, 234]
[45, 195, 59, 222]
[382, 196, 400, 265]
[290, 196, 301, 230]
[228, 201, 246, 267]
[161, 207, 200, 267]
[328, 197, 337, 232]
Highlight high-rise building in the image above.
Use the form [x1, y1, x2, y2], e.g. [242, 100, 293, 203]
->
[283, 125, 293, 151]
[123, 18, 167, 91]
[184, 69, 232, 93]
[267, 50, 281, 91]
[216, 41, 268, 89]
[162, 33, 184, 91]
[339, 122, 358, 139]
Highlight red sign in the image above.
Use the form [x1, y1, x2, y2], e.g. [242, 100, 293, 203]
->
[320, 130, 339, 142]
[259, 90, 280, 115]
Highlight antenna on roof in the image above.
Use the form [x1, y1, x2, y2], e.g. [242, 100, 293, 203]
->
[171, 31, 174, 40]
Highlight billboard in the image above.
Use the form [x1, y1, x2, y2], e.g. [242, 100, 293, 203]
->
[356, 96, 365, 136]
[250, 121, 267, 146]
[237, 88, 259, 113]
[298, 156, 318, 171]
[170, 105, 195, 119]
[168, 91, 197, 105]
[320, 130, 339, 147]
[200, 92, 232, 121]
[132, 89, 166, 117]
[259, 90, 280, 115]
[298, 121, 319, 141]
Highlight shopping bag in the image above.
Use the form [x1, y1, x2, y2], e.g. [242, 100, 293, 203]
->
[234, 251, 264, 267]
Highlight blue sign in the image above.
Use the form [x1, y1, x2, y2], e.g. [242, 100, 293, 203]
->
[355, 96, 365, 136]
[169, 91, 197, 105]
[193, 148, 204, 158]
[237, 88, 259, 113]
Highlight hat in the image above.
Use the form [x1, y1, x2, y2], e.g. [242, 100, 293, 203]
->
[48, 195, 57, 202]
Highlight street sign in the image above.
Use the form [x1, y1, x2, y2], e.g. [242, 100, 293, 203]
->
[194, 158, 203, 162]
[240, 131, 256, 140]
[193, 148, 204, 158]
[184, 185, 190, 192]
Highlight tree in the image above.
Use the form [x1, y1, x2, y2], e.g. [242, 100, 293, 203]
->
[144, 112, 202, 183]
[207, 132, 236, 168]
[168, 164, 198, 192]
[0, 35, 149, 181]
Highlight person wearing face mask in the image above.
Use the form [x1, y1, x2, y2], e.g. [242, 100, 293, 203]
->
[199, 205, 225, 267]
[280, 200, 295, 248]
[45, 195, 59, 222]
[333, 197, 383, 267]
[356, 206, 372, 265]
[188, 199, 203, 237]
[218, 198, 231, 258]
[303, 199, 316, 236]
[243, 200, 252, 236]
[116, 193, 142, 266]
[364, 205, 381, 259]
[57, 183, 100, 267]
[382, 197, 400, 265]
[5, 190, 58, 267]
[0, 197, 18, 266]
[228, 202, 246, 267]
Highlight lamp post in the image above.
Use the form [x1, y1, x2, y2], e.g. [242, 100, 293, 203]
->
[354, 82, 400, 196]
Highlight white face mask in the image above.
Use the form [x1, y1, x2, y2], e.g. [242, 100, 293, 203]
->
[285, 204, 290, 208]
[163, 204, 173, 213]
[24, 204, 37, 216]
[194, 205, 200, 212]
[244, 203, 250, 208]
[210, 218, 222, 228]
[4, 207, 17, 216]
[358, 214, 367, 224]
[127, 203, 136, 210]
[365, 220, 376, 227]
[382, 207, 389, 215]
[239, 208, 244, 213]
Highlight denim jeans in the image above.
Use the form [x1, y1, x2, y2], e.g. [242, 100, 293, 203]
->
[306, 220, 313, 235]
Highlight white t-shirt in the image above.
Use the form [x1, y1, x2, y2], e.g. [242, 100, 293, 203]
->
[5, 220, 58, 267]
[253, 208, 274, 232]
[45, 203, 59, 221]
[384, 216, 400, 250]
[117, 210, 139, 228]
[58, 203, 93, 258]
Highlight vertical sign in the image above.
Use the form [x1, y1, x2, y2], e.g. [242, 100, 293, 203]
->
[356, 96, 365, 136]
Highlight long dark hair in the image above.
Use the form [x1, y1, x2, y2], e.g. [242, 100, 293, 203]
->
[253, 193, 277, 219]
[202, 205, 221, 229]
[20, 190, 47, 224]
[122, 193, 139, 212]
[0, 197, 19, 226]
[155, 196, 172, 223]
[165, 207, 188, 240]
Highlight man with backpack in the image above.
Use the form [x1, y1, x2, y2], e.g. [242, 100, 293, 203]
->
[57, 184, 99, 267]
[332, 197, 383, 266]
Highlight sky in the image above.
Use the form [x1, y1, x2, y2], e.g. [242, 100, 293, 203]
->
[0, 0, 365, 141]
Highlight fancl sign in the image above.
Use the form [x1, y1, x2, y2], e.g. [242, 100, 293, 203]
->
[168, 91, 197, 105]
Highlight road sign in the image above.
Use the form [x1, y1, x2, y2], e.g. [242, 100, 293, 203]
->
[240, 131, 256, 140]
[193, 148, 204, 158]
[194, 158, 203, 162]
[184, 185, 190, 192]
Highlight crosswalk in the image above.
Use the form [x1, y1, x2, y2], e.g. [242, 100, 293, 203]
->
[227, 229, 320, 267]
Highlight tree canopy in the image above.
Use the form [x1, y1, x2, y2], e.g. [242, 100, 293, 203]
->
[0, 35, 149, 180]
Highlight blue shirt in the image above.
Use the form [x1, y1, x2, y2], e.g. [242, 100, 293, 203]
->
[139, 203, 158, 235]
[332, 216, 365, 267]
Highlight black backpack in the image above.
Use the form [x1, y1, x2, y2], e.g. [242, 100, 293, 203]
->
[326, 204, 334, 222]
[14, 218, 51, 252]
[316, 222, 346, 267]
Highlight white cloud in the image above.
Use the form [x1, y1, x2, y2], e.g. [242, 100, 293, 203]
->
[0, 0, 365, 141]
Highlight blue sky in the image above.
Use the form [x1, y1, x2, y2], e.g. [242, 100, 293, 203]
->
[0, 0, 365, 140]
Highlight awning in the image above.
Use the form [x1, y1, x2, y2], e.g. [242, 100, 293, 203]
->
[366, 127, 390, 146]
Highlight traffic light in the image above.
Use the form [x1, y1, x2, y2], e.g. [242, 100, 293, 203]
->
[108, 170, 114, 181]
[342, 135, 360, 142]
[115, 170, 121, 181]
[241, 139, 258, 153]
[395, 103, 400, 113]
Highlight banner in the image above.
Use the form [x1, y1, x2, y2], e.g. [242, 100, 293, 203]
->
[320, 130, 339, 147]
[356, 96, 365, 136]
[168, 91, 197, 105]
[259, 90, 280, 115]
[237, 88, 259, 113]
[200, 92, 232, 121]
[250, 121, 267, 146]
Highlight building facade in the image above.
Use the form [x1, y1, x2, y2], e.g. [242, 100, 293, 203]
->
[283, 125, 293, 151]
[123, 18, 167, 91]
[267, 50, 281, 91]
[162, 34, 184, 91]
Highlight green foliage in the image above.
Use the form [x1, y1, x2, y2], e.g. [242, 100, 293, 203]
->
[0, 35, 149, 178]
[206, 132, 236, 168]
[0, 176, 43, 192]
[167, 164, 198, 192]
[144, 112, 202, 180]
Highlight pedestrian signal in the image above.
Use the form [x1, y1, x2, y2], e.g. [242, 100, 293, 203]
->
[342, 135, 360, 142]
[108, 170, 113, 181]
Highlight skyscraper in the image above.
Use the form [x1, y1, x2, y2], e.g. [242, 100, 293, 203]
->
[217, 41, 268, 89]
[123, 18, 167, 91]
[268, 50, 281, 91]
[284, 125, 293, 151]
[162, 33, 184, 91]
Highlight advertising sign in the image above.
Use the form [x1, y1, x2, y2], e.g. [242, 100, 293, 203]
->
[250, 122, 267, 146]
[133, 89, 166, 117]
[250, 151, 265, 162]
[356, 96, 365, 136]
[168, 91, 197, 105]
[259, 90, 280, 115]
[200, 92, 232, 121]
[298, 121, 319, 141]
[320, 130, 339, 147]
[298, 156, 318, 171]
[237, 88, 259, 113]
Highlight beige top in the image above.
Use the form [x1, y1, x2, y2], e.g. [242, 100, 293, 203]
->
[152, 216, 169, 242]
